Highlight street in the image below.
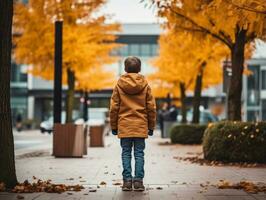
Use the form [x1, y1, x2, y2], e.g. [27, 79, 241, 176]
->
[13, 130, 52, 155]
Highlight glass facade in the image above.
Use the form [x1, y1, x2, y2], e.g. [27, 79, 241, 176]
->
[247, 65, 260, 106]
[10, 62, 28, 125]
[112, 43, 159, 77]
[115, 44, 158, 57]
[244, 64, 266, 121]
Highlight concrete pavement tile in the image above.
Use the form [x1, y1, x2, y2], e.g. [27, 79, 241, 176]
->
[0, 193, 42, 200]
[114, 191, 149, 200]
[206, 196, 256, 200]
[35, 193, 81, 200]
[251, 194, 266, 200]
[204, 188, 249, 196]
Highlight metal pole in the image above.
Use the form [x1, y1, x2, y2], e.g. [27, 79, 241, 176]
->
[83, 91, 88, 122]
[53, 21, 63, 124]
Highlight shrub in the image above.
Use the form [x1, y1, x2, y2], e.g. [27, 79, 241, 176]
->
[170, 124, 207, 144]
[203, 121, 266, 163]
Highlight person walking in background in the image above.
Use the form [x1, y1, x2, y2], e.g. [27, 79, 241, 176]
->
[158, 102, 168, 137]
[109, 56, 156, 191]
[16, 112, 23, 132]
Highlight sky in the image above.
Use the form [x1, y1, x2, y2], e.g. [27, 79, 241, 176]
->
[100, 0, 158, 23]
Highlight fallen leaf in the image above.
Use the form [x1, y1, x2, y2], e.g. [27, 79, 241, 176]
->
[113, 183, 122, 186]
[17, 195, 24, 199]
[11, 179, 84, 193]
[89, 189, 97, 192]
[216, 181, 266, 194]
[99, 181, 106, 185]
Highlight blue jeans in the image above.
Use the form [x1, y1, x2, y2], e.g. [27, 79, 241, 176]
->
[120, 138, 145, 181]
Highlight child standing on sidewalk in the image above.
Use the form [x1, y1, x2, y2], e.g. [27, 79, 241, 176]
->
[109, 56, 156, 191]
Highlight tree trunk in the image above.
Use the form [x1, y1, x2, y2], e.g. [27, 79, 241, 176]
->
[0, 0, 18, 188]
[228, 29, 246, 121]
[66, 68, 75, 123]
[192, 62, 206, 124]
[179, 82, 187, 123]
[83, 91, 88, 122]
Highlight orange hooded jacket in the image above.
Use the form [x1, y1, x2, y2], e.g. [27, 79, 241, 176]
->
[109, 73, 156, 138]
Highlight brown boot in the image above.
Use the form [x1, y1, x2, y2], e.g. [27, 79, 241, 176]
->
[122, 180, 132, 191]
[133, 180, 145, 191]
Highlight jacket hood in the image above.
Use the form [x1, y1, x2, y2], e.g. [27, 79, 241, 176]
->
[117, 73, 148, 95]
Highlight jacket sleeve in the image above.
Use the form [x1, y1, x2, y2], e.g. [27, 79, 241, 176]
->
[109, 85, 120, 130]
[146, 85, 156, 130]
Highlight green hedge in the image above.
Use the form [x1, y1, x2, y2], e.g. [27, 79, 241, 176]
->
[203, 121, 266, 163]
[170, 124, 207, 144]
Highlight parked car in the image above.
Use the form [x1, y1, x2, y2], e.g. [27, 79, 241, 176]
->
[75, 108, 109, 126]
[40, 111, 79, 133]
[177, 109, 219, 124]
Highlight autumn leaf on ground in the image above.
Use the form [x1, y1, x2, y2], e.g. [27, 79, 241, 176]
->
[12, 179, 84, 193]
[89, 189, 97, 192]
[99, 181, 106, 185]
[113, 182, 122, 186]
[217, 181, 266, 194]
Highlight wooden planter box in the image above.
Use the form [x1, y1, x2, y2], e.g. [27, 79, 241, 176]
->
[53, 123, 85, 157]
[89, 125, 104, 147]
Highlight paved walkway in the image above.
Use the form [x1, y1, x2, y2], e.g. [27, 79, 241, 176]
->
[1, 131, 266, 199]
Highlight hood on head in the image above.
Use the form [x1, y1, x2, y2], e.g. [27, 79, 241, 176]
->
[117, 73, 148, 95]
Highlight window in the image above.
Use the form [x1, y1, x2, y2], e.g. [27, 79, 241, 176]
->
[151, 44, 158, 56]
[129, 44, 140, 56]
[119, 45, 129, 56]
[247, 110, 260, 122]
[262, 70, 266, 90]
[140, 44, 151, 56]
[262, 100, 266, 120]
[11, 62, 27, 83]
[247, 65, 260, 106]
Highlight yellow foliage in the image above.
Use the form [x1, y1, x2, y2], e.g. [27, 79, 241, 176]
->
[150, 29, 228, 98]
[153, 0, 266, 49]
[14, 0, 121, 91]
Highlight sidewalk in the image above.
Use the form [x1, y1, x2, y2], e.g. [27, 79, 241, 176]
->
[1, 131, 266, 199]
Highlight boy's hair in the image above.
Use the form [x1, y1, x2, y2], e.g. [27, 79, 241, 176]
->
[124, 56, 141, 73]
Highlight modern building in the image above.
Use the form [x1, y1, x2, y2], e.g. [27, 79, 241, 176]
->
[10, 23, 266, 124]
[243, 58, 266, 121]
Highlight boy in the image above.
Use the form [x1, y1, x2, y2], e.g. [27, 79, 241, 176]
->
[109, 56, 156, 191]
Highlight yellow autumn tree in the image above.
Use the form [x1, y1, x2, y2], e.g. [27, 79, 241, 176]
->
[151, 30, 227, 123]
[148, 0, 266, 120]
[14, 0, 120, 122]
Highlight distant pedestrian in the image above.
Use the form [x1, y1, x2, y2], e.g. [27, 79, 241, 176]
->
[168, 103, 178, 122]
[158, 102, 168, 136]
[16, 113, 23, 132]
[110, 56, 156, 191]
